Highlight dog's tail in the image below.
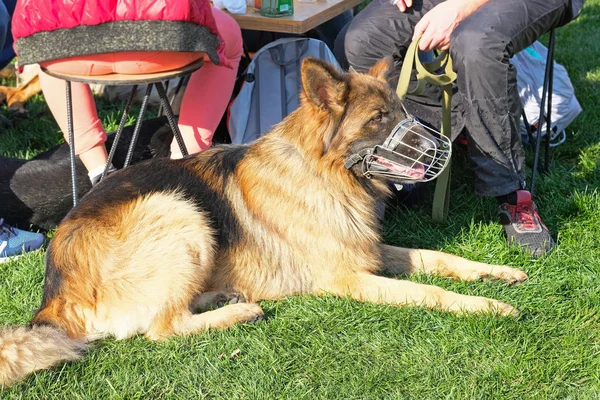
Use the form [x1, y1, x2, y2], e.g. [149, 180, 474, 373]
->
[0, 324, 87, 386]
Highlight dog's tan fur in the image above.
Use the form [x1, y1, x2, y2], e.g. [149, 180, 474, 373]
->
[0, 58, 527, 386]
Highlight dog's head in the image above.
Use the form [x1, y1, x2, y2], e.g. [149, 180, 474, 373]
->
[300, 57, 450, 188]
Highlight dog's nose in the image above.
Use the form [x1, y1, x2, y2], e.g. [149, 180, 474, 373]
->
[411, 125, 438, 153]
[397, 126, 436, 160]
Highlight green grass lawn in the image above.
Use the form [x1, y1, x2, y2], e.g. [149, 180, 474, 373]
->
[1, 3, 600, 398]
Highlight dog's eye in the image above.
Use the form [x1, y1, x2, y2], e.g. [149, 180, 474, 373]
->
[371, 112, 385, 123]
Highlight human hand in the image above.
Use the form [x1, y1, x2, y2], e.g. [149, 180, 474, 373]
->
[412, 0, 480, 51]
[391, 0, 412, 13]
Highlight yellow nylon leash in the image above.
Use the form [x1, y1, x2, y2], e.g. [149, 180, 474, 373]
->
[396, 37, 456, 222]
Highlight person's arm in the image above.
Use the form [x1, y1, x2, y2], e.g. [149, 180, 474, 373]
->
[394, 0, 491, 51]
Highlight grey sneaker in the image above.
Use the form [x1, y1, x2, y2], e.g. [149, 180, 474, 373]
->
[498, 190, 555, 258]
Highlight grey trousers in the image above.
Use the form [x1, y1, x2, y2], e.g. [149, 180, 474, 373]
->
[336, 0, 576, 197]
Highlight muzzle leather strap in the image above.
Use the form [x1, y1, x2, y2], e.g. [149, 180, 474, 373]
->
[344, 148, 373, 169]
[396, 37, 457, 223]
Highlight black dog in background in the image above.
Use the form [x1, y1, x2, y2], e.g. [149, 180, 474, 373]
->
[0, 117, 173, 230]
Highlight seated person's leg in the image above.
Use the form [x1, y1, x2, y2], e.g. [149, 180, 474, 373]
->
[338, 0, 441, 81]
[313, 10, 354, 50]
[38, 70, 109, 184]
[38, 53, 113, 75]
[449, 0, 573, 256]
[175, 7, 243, 158]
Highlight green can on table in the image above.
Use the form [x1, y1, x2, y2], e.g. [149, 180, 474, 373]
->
[260, 0, 293, 17]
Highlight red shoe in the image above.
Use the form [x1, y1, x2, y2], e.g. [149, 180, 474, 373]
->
[498, 190, 555, 257]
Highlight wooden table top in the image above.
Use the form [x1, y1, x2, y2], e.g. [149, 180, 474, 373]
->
[229, 0, 363, 34]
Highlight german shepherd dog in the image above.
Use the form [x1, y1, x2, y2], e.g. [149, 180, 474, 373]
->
[0, 58, 527, 386]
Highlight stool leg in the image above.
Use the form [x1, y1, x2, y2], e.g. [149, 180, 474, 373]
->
[124, 84, 154, 168]
[530, 29, 555, 196]
[521, 109, 533, 145]
[544, 30, 556, 173]
[156, 77, 187, 117]
[101, 85, 138, 181]
[66, 81, 78, 207]
[157, 81, 167, 117]
[155, 81, 188, 157]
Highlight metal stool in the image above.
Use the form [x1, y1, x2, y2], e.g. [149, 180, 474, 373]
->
[41, 58, 204, 207]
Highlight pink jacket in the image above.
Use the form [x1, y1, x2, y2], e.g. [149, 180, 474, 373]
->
[12, 0, 226, 66]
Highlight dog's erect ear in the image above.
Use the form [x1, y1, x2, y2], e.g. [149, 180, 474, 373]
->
[301, 57, 347, 111]
[367, 57, 392, 83]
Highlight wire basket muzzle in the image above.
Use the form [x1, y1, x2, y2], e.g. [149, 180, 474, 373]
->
[362, 119, 452, 182]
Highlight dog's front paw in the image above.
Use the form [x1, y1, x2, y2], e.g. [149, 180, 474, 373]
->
[227, 303, 264, 324]
[488, 265, 528, 286]
[489, 299, 520, 317]
[449, 296, 520, 317]
[458, 265, 528, 285]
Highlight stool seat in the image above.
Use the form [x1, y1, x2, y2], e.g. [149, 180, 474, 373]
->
[40, 58, 204, 85]
[43, 58, 204, 207]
